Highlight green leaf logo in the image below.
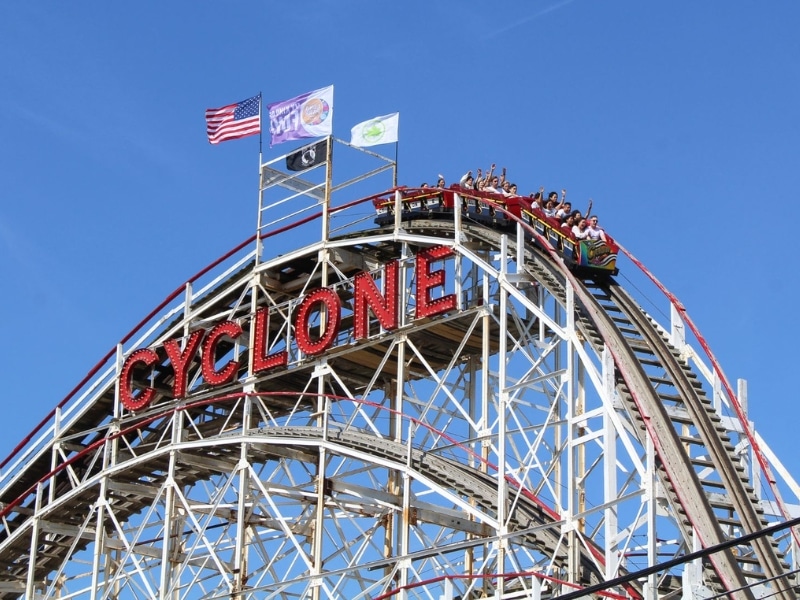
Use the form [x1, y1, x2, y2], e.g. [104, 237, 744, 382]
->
[362, 119, 386, 143]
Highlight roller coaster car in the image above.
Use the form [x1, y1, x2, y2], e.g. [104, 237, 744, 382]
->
[372, 188, 455, 225]
[520, 208, 619, 275]
[372, 186, 619, 276]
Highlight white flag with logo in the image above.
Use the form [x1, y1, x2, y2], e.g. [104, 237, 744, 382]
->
[350, 112, 399, 147]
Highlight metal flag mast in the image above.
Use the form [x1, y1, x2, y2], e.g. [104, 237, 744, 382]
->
[256, 91, 264, 262]
[322, 135, 333, 243]
[258, 91, 263, 157]
[254, 136, 397, 264]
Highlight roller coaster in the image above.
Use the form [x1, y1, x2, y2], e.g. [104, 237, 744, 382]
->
[1, 140, 799, 599]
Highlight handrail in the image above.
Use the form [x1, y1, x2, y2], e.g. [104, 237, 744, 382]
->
[0, 190, 390, 476]
[0, 391, 545, 523]
[371, 570, 628, 600]
[0, 234, 258, 473]
[455, 192, 789, 531]
[617, 242, 800, 547]
[0, 388, 637, 596]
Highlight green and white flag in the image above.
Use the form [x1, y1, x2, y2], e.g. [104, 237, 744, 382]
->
[350, 112, 399, 147]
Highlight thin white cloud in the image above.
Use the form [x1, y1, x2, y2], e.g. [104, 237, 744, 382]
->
[0, 214, 57, 304]
[10, 103, 88, 143]
[6, 100, 189, 177]
[483, 0, 580, 39]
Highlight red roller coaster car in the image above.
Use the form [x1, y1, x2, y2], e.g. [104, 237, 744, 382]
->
[373, 185, 619, 275]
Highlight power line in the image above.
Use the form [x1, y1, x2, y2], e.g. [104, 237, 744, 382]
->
[704, 566, 800, 600]
[554, 516, 800, 599]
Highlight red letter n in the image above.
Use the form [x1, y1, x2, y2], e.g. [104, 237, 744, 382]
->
[353, 260, 399, 340]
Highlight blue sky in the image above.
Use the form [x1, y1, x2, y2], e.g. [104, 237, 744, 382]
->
[1, 2, 799, 479]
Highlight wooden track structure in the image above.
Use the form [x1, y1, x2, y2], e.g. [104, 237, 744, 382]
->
[1, 188, 799, 600]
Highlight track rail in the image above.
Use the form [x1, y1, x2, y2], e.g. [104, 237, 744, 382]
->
[412, 218, 798, 597]
[0, 407, 623, 597]
[574, 277, 796, 598]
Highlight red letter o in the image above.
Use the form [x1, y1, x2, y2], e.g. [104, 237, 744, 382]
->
[295, 288, 342, 356]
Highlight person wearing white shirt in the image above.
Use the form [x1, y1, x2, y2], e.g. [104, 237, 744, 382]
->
[484, 175, 501, 193]
[572, 218, 591, 240]
[543, 199, 558, 218]
[586, 215, 607, 241]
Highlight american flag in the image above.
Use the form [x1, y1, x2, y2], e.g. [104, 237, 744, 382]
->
[205, 94, 261, 144]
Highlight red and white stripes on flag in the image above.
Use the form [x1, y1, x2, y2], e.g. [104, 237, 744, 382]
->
[205, 94, 261, 144]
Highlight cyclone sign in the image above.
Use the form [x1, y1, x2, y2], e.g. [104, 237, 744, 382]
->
[119, 246, 457, 413]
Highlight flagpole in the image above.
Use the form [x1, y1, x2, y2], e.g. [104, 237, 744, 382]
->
[255, 92, 264, 266]
[393, 141, 398, 187]
[323, 135, 333, 243]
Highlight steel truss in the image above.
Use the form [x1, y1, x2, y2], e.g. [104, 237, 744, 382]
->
[2, 189, 800, 600]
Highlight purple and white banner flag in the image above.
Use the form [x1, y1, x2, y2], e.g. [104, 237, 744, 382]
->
[267, 85, 334, 147]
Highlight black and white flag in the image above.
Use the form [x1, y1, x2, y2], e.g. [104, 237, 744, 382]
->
[286, 140, 329, 172]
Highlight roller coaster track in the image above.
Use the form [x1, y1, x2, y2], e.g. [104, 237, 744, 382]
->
[0, 192, 797, 599]
[434, 218, 799, 598]
[0, 419, 609, 597]
[580, 279, 794, 597]
[508, 230, 797, 599]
